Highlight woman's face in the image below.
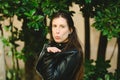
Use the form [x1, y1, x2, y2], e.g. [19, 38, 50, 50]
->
[52, 17, 71, 43]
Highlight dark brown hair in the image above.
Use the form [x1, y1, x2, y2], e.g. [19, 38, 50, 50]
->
[49, 11, 84, 80]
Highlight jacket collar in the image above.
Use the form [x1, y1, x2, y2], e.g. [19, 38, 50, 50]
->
[50, 41, 67, 50]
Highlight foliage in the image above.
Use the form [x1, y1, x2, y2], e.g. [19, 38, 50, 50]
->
[75, 0, 120, 39]
[0, 18, 26, 79]
[93, 1, 120, 40]
[0, 0, 46, 80]
[84, 59, 120, 80]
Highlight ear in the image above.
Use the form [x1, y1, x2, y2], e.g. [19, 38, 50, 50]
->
[69, 28, 73, 34]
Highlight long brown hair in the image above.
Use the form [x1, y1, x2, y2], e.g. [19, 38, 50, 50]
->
[49, 11, 84, 80]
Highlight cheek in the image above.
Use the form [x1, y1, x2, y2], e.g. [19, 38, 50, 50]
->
[62, 30, 70, 38]
[52, 29, 56, 37]
[52, 28, 55, 33]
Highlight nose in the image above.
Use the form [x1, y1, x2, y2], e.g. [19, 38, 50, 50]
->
[56, 29, 60, 34]
[56, 27, 60, 34]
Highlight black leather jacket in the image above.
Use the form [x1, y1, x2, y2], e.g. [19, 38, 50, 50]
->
[36, 42, 82, 80]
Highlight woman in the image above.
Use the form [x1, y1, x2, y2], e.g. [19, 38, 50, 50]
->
[36, 11, 84, 80]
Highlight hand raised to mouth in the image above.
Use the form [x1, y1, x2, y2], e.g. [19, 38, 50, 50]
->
[47, 47, 61, 53]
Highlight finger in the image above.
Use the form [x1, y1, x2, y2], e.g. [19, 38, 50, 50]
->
[53, 47, 61, 53]
[47, 47, 61, 53]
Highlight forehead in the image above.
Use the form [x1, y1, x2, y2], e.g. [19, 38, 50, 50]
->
[52, 17, 68, 24]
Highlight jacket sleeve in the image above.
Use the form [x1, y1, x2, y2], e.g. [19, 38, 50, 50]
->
[35, 43, 49, 76]
[46, 50, 82, 80]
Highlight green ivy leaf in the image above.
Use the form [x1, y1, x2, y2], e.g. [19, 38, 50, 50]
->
[7, 70, 12, 79]
[85, 0, 91, 3]
[97, 78, 103, 80]
[105, 74, 110, 80]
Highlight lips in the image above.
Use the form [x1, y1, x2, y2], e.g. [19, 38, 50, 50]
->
[55, 36, 60, 40]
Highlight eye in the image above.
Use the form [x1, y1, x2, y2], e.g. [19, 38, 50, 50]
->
[60, 25, 65, 28]
[52, 25, 57, 28]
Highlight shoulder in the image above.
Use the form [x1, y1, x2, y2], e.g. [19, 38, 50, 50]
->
[63, 48, 79, 54]
[56, 49, 80, 59]
[63, 49, 82, 60]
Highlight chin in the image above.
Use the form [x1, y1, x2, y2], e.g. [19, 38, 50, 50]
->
[54, 40, 62, 43]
